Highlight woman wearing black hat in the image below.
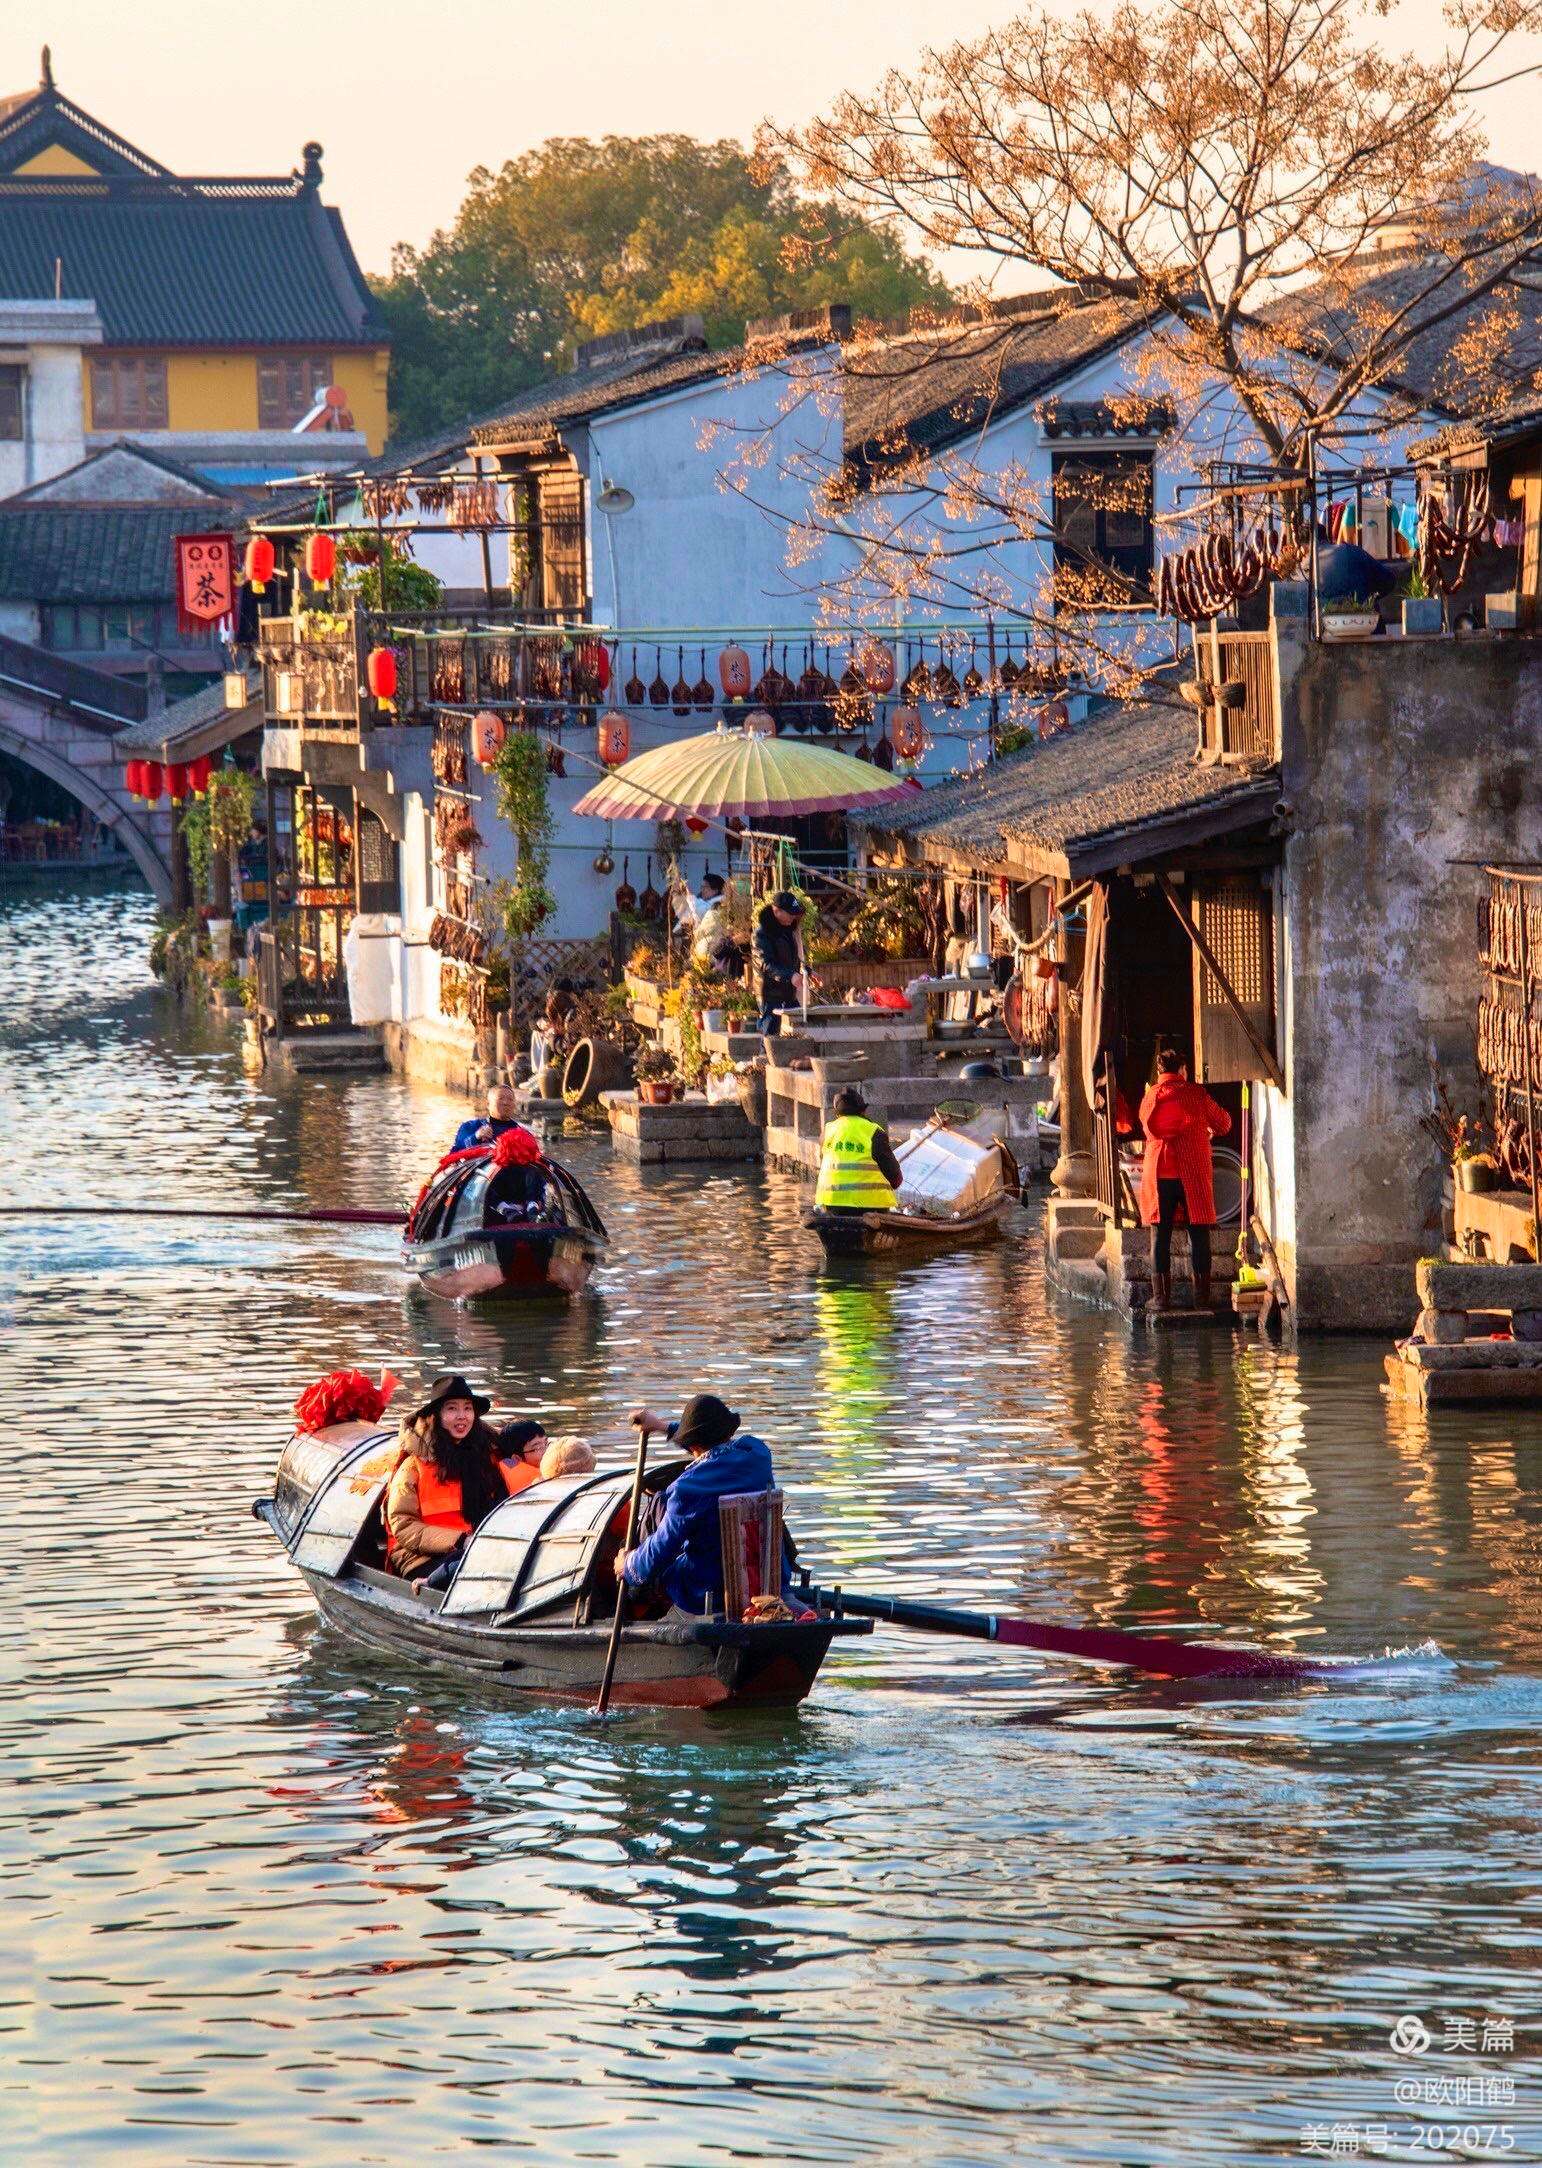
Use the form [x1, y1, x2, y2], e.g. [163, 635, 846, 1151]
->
[614, 1393, 782, 1615]
[384, 1374, 511, 1584]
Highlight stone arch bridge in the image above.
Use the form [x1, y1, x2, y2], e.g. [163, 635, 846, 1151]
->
[0, 632, 173, 903]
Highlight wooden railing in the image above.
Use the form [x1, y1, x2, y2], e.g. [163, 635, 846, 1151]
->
[1195, 628, 1276, 763]
[260, 623, 359, 738]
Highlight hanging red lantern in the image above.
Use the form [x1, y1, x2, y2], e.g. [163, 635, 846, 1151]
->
[244, 534, 276, 594]
[142, 761, 164, 804]
[891, 703, 926, 763]
[304, 532, 337, 587]
[122, 760, 140, 799]
[597, 711, 631, 768]
[718, 645, 752, 700]
[685, 815, 709, 836]
[167, 762, 189, 804]
[860, 640, 896, 696]
[189, 754, 213, 795]
[471, 710, 505, 769]
[366, 646, 398, 714]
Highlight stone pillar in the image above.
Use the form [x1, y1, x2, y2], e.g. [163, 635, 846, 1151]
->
[1051, 915, 1094, 1197]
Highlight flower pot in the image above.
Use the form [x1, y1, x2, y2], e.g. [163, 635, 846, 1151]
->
[1320, 608, 1380, 640]
[702, 1008, 726, 1034]
[639, 1079, 675, 1106]
[1456, 1157, 1498, 1193]
[736, 1066, 768, 1127]
[1401, 596, 1442, 636]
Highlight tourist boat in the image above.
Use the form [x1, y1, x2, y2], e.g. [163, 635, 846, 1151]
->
[805, 1200, 1009, 1258]
[253, 1424, 869, 1710]
[403, 1150, 608, 1300]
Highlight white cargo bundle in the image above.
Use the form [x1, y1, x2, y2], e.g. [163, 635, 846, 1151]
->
[894, 1125, 1004, 1219]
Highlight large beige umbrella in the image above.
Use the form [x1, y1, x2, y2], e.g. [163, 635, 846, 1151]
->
[572, 722, 919, 823]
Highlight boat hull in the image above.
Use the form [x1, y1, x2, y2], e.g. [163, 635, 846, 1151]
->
[302, 1566, 855, 1708]
[404, 1223, 602, 1301]
[806, 1203, 1007, 1258]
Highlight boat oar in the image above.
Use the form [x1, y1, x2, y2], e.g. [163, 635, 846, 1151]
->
[0, 1203, 405, 1228]
[593, 1415, 653, 1718]
[805, 1583, 1342, 1682]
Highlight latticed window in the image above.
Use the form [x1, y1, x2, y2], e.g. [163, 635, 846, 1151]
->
[536, 467, 586, 614]
[1191, 877, 1276, 1083]
[0, 365, 23, 440]
[258, 354, 333, 429]
[90, 355, 168, 430]
[1051, 449, 1154, 606]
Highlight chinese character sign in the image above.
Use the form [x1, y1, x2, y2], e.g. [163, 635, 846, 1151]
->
[174, 533, 235, 638]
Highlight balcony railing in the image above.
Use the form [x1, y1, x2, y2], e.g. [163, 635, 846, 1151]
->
[259, 606, 577, 736]
[260, 622, 360, 738]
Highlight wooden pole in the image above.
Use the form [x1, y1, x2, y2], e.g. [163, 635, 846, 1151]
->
[0, 1203, 404, 1226]
[1513, 873, 1542, 1256]
[594, 1418, 653, 1717]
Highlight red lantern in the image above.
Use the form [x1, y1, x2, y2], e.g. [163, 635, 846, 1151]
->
[167, 762, 189, 803]
[597, 712, 631, 768]
[366, 646, 398, 714]
[471, 710, 505, 769]
[142, 761, 164, 804]
[685, 815, 709, 836]
[189, 755, 213, 796]
[304, 532, 337, 587]
[891, 703, 926, 763]
[718, 645, 752, 700]
[244, 535, 276, 594]
[123, 760, 142, 799]
[861, 641, 896, 696]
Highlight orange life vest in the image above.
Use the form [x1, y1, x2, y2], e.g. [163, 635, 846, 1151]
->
[500, 1457, 543, 1496]
[390, 1454, 532, 1557]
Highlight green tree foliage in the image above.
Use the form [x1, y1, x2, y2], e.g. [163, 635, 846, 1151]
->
[373, 135, 951, 443]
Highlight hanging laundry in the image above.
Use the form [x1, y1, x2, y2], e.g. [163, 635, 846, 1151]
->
[1395, 501, 1421, 553]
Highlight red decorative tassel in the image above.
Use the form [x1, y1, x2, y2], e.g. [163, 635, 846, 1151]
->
[293, 1367, 400, 1435]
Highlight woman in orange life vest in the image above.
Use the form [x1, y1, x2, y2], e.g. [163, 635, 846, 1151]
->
[384, 1373, 540, 1585]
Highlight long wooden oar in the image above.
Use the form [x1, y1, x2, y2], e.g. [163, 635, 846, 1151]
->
[806, 1583, 1348, 1682]
[0, 1203, 405, 1228]
[594, 1418, 654, 1718]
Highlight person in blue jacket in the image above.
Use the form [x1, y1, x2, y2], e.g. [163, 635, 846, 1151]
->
[615, 1393, 780, 1615]
[450, 1085, 529, 1154]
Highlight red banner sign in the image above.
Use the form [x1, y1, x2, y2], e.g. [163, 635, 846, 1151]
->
[174, 532, 235, 638]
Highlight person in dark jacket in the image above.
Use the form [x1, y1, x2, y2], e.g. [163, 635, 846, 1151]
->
[451, 1086, 531, 1154]
[614, 1393, 782, 1614]
[753, 890, 805, 1033]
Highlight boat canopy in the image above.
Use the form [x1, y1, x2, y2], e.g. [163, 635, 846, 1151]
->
[273, 1424, 399, 1575]
[442, 1457, 686, 1620]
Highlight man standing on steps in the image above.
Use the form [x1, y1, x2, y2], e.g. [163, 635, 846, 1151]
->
[1138, 1046, 1231, 1313]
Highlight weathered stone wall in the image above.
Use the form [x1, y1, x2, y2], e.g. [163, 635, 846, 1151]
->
[1280, 637, 1542, 1329]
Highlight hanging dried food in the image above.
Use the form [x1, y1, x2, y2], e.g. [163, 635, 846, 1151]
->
[624, 646, 646, 706]
[902, 647, 934, 702]
[962, 654, 985, 701]
[615, 856, 637, 913]
[671, 646, 693, 717]
[431, 719, 469, 789]
[1418, 477, 1493, 596]
[692, 649, 714, 712]
[648, 652, 671, 707]
[794, 645, 825, 734]
[835, 654, 870, 732]
[999, 639, 1021, 691]
[638, 854, 664, 920]
[871, 730, 895, 771]
[933, 659, 961, 708]
[545, 739, 566, 778]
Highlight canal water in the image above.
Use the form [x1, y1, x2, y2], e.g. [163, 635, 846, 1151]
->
[3, 884, 1538, 2167]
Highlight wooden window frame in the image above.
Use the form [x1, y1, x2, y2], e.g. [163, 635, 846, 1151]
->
[90, 355, 169, 431]
[0, 364, 23, 441]
[257, 353, 334, 431]
[1050, 447, 1155, 609]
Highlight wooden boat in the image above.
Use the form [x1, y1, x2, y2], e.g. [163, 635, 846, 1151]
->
[254, 1424, 869, 1710]
[403, 1150, 607, 1300]
[805, 1200, 1009, 1258]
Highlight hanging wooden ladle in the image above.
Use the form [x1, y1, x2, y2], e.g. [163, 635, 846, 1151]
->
[671, 645, 693, 717]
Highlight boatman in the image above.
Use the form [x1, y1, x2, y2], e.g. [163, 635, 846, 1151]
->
[814, 1087, 903, 1215]
[451, 1085, 533, 1155]
[614, 1394, 784, 1614]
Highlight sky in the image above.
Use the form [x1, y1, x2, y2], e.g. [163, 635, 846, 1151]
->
[8, 0, 1542, 280]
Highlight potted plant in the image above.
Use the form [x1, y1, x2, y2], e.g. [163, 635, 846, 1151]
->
[705, 1054, 739, 1104]
[1320, 591, 1381, 639]
[1453, 1116, 1499, 1192]
[1401, 566, 1442, 637]
[635, 1045, 677, 1105]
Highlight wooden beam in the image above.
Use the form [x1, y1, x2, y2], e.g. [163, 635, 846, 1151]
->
[1155, 871, 1286, 1093]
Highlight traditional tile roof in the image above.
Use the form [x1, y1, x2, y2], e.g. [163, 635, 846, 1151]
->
[842, 294, 1152, 473]
[1410, 387, 1542, 462]
[469, 336, 733, 449]
[0, 59, 168, 178]
[1257, 245, 1542, 418]
[853, 698, 1278, 878]
[0, 171, 381, 347]
[0, 504, 212, 602]
[114, 666, 261, 760]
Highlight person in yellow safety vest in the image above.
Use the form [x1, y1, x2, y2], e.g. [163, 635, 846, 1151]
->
[815, 1087, 904, 1213]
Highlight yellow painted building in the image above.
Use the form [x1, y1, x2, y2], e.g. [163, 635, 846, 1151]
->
[0, 51, 389, 462]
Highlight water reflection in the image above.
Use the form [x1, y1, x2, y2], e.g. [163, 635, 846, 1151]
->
[4, 884, 1540, 2166]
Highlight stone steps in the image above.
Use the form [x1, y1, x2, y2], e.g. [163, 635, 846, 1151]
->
[273, 1031, 388, 1077]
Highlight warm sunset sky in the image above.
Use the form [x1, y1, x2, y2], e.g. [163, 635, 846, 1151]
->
[9, 0, 1542, 277]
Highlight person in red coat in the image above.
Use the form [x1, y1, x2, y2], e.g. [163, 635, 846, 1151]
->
[1138, 1047, 1231, 1312]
